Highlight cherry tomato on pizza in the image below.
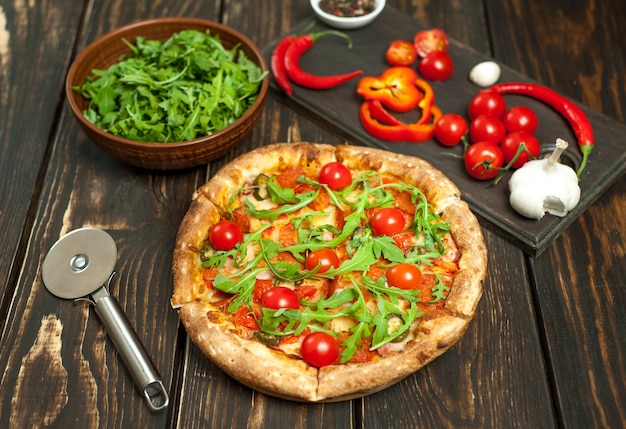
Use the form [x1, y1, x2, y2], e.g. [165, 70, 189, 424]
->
[418, 51, 454, 81]
[210, 220, 244, 251]
[385, 39, 418, 66]
[468, 91, 507, 120]
[469, 114, 506, 145]
[464, 141, 504, 180]
[435, 113, 468, 147]
[386, 263, 422, 290]
[371, 207, 406, 236]
[301, 332, 340, 367]
[500, 131, 541, 169]
[262, 286, 300, 310]
[305, 248, 340, 273]
[413, 28, 449, 58]
[319, 162, 352, 190]
[503, 105, 539, 134]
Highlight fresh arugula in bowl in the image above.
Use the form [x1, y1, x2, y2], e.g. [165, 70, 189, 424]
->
[73, 29, 267, 143]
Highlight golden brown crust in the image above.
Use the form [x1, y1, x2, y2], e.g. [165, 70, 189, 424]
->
[171, 192, 221, 307]
[442, 199, 487, 318]
[171, 142, 487, 402]
[179, 301, 321, 402]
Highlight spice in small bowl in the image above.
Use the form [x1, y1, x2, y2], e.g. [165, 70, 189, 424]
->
[310, 0, 386, 30]
[319, 0, 376, 18]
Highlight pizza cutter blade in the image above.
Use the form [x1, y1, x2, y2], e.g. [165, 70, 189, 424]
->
[41, 227, 169, 412]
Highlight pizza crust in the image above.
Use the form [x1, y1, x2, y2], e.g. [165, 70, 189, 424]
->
[442, 199, 487, 318]
[172, 142, 487, 402]
[171, 192, 221, 307]
[179, 301, 320, 402]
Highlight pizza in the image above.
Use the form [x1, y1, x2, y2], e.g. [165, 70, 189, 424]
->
[171, 142, 487, 402]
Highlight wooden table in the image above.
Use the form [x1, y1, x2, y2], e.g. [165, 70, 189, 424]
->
[1, 1, 624, 428]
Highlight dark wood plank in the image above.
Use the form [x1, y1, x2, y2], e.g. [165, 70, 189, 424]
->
[488, 0, 626, 427]
[0, 0, 85, 310]
[0, 1, 221, 428]
[2, 0, 624, 428]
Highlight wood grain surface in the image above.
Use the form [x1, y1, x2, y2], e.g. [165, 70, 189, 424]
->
[0, 0, 624, 428]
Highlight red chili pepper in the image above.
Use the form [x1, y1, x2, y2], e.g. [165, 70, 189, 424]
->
[486, 82, 594, 177]
[284, 31, 364, 90]
[356, 67, 423, 113]
[270, 35, 297, 96]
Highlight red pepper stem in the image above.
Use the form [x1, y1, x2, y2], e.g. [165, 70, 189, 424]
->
[577, 144, 592, 177]
[308, 30, 354, 48]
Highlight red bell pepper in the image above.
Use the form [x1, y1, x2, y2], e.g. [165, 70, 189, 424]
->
[359, 100, 442, 142]
[368, 99, 403, 126]
[356, 67, 423, 112]
[415, 78, 435, 125]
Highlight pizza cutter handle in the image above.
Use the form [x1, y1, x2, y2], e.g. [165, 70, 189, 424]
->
[93, 292, 169, 412]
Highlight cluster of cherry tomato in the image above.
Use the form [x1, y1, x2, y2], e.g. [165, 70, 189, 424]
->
[385, 29, 453, 81]
[435, 92, 541, 180]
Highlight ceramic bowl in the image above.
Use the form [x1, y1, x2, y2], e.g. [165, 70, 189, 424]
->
[66, 18, 268, 170]
[310, 0, 386, 30]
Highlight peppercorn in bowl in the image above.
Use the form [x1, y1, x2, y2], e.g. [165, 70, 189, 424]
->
[66, 18, 268, 170]
[310, 0, 385, 30]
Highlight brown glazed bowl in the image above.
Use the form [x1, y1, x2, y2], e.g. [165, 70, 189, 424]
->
[66, 18, 268, 170]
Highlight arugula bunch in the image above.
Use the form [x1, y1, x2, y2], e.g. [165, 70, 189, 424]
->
[74, 29, 267, 143]
[203, 169, 452, 362]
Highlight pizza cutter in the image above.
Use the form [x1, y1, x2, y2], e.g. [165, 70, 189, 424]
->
[41, 227, 169, 412]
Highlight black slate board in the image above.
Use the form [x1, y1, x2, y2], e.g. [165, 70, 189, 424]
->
[262, 6, 626, 256]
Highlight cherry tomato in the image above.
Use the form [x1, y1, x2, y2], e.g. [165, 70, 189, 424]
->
[500, 131, 541, 169]
[319, 162, 352, 190]
[301, 332, 340, 367]
[435, 113, 468, 147]
[469, 114, 506, 145]
[304, 249, 340, 273]
[386, 263, 422, 290]
[503, 106, 539, 134]
[468, 91, 507, 120]
[413, 28, 449, 58]
[385, 39, 418, 66]
[262, 286, 300, 310]
[418, 51, 454, 81]
[209, 220, 244, 251]
[464, 141, 504, 180]
[371, 207, 406, 236]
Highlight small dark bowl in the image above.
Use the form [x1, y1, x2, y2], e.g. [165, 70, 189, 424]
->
[66, 18, 268, 170]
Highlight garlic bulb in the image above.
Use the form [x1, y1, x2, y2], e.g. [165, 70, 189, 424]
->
[469, 61, 501, 87]
[508, 138, 581, 219]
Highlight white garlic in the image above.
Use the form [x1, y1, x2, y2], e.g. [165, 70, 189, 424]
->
[508, 139, 581, 220]
[469, 61, 501, 87]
